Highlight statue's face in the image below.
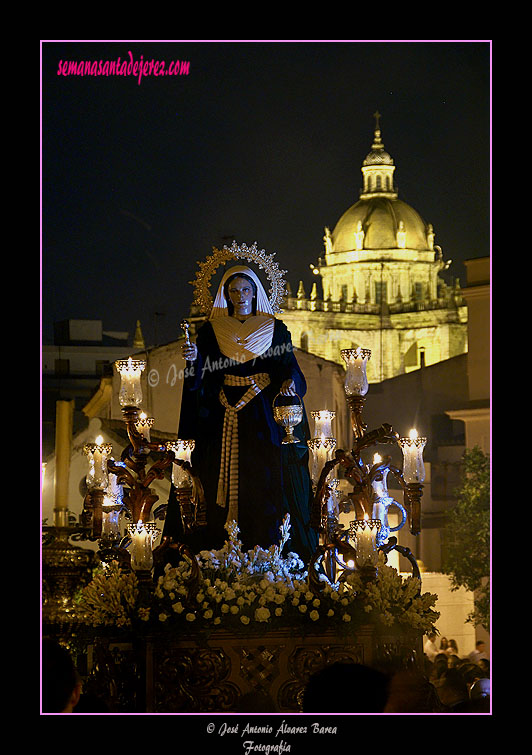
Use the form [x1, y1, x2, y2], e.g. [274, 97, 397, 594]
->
[227, 277, 254, 316]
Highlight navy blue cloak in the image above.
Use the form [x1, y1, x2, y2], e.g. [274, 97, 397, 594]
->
[162, 318, 318, 563]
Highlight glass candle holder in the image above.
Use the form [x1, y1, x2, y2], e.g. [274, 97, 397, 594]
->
[307, 436, 336, 485]
[341, 348, 371, 397]
[115, 357, 146, 408]
[166, 440, 195, 488]
[398, 429, 427, 483]
[127, 521, 160, 571]
[135, 412, 154, 441]
[84, 436, 112, 491]
[107, 460, 126, 502]
[349, 517, 382, 567]
[101, 497, 123, 540]
[311, 410, 336, 439]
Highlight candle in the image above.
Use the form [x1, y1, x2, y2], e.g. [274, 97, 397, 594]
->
[350, 515, 381, 567]
[84, 436, 112, 491]
[341, 348, 371, 397]
[311, 410, 335, 439]
[318, 434, 328, 472]
[371, 453, 389, 500]
[358, 514, 373, 561]
[115, 357, 146, 408]
[166, 440, 195, 488]
[101, 496, 122, 540]
[129, 520, 154, 570]
[307, 437, 336, 485]
[398, 428, 427, 483]
[135, 412, 154, 441]
[93, 434, 104, 477]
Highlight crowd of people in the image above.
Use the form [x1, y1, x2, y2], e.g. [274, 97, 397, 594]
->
[418, 633, 490, 713]
[42, 634, 490, 715]
[300, 636, 490, 714]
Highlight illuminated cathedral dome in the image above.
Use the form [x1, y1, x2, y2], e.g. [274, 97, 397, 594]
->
[332, 197, 431, 253]
[326, 112, 435, 255]
[281, 112, 467, 385]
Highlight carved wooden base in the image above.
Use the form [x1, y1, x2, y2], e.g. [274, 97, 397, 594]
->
[82, 627, 422, 713]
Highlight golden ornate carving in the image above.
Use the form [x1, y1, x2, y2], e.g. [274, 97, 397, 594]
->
[154, 646, 240, 712]
[278, 643, 365, 711]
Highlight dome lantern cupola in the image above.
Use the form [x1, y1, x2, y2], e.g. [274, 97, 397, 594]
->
[360, 111, 397, 199]
[328, 113, 435, 254]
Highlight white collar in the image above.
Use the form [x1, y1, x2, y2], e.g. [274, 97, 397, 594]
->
[211, 315, 275, 363]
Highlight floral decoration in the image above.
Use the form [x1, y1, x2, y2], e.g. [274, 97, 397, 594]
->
[76, 516, 439, 636]
[75, 559, 150, 628]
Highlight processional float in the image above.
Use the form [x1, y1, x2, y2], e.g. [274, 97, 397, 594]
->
[75, 242, 426, 602]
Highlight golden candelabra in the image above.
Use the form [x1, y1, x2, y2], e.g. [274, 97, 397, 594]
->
[77, 344, 425, 596]
[80, 353, 205, 589]
[307, 347, 426, 589]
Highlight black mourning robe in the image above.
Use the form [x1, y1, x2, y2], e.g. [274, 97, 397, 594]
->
[162, 318, 318, 563]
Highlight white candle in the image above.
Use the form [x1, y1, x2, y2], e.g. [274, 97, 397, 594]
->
[93, 448, 103, 476]
[308, 437, 336, 485]
[399, 428, 427, 483]
[351, 515, 381, 566]
[95, 435, 108, 488]
[312, 410, 335, 439]
[371, 453, 389, 500]
[135, 412, 153, 441]
[116, 357, 146, 408]
[357, 515, 373, 560]
[167, 440, 195, 488]
[341, 348, 371, 396]
[84, 436, 111, 490]
[101, 499, 121, 539]
[318, 434, 328, 471]
[130, 520, 153, 570]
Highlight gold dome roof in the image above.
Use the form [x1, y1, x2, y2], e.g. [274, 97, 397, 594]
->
[329, 114, 432, 254]
[332, 196, 430, 253]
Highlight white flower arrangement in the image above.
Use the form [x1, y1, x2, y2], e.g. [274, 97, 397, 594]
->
[76, 560, 150, 628]
[76, 516, 439, 636]
[152, 517, 439, 635]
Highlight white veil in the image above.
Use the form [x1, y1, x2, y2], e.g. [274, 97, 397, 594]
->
[209, 265, 274, 319]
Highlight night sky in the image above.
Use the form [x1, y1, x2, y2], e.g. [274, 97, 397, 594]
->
[41, 40, 491, 348]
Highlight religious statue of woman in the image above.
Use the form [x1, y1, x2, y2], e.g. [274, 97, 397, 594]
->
[162, 263, 318, 563]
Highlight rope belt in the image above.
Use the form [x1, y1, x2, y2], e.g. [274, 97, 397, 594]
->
[216, 372, 271, 522]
